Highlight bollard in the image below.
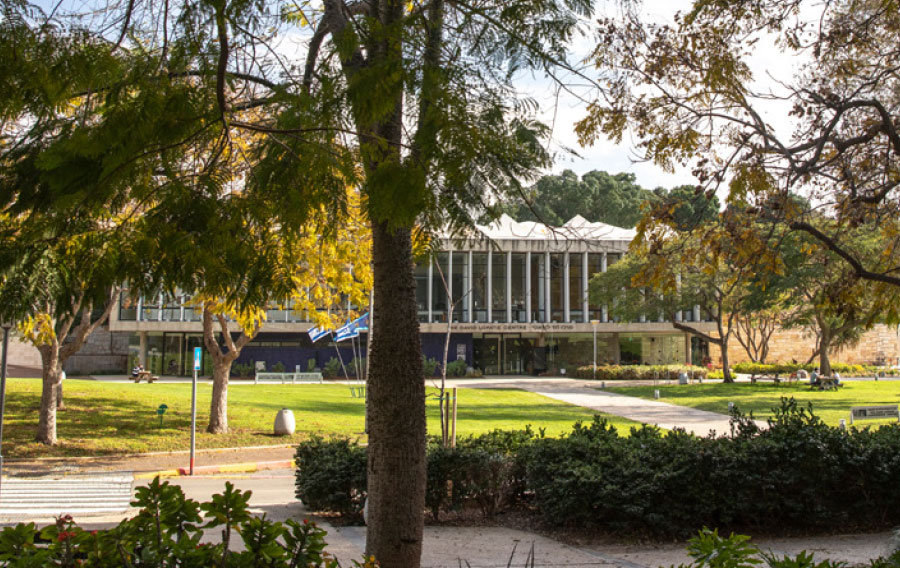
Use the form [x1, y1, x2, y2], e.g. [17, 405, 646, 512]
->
[654, 389, 660, 399]
[601, 381, 606, 389]
[728, 402, 734, 412]
[274, 408, 296, 436]
[839, 419, 847, 431]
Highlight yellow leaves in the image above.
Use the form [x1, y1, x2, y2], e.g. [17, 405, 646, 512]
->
[19, 313, 56, 347]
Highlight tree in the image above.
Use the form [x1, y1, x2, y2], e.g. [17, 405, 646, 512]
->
[199, 190, 371, 435]
[590, 220, 760, 382]
[1, 1, 590, 564]
[0, 220, 123, 445]
[577, 0, 900, 297]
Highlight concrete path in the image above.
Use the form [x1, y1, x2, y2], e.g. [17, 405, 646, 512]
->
[452, 377, 766, 437]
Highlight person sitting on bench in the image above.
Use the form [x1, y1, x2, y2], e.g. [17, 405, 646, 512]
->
[810, 368, 821, 387]
[132, 363, 144, 378]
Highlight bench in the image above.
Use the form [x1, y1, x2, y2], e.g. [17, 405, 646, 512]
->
[349, 385, 367, 399]
[750, 374, 783, 385]
[850, 405, 900, 425]
[254, 372, 324, 384]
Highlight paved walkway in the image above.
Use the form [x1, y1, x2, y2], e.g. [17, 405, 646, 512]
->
[450, 377, 766, 436]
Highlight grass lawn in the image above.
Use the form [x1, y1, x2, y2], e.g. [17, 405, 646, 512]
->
[608, 380, 900, 427]
[4, 379, 637, 458]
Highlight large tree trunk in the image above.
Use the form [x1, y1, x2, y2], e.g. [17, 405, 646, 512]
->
[818, 330, 832, 375]
[207, 363, 231, 434]
[365, 220, 426, 568]
[720, 340, 733, 383]
[36, 343, 61, 445]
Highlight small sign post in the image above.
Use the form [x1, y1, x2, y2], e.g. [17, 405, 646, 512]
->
[190, 347, 201, 475]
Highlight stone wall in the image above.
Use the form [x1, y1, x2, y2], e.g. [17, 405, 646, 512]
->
[63, 327, 130, 375]
[723, 324, 899, 367]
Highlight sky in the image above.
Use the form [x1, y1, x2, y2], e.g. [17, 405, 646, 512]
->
[533, 0, 803, 192]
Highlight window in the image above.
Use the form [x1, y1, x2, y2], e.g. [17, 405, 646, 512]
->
[569, 253, 584, 322]
[491, 252, 507, 322]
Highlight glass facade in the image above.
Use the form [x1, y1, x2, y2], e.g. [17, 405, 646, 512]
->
[414, 260, 429, 322]
[587, 253, 604, 321]
[471, 253, 488, 323]
[491, 253, 506, 322]
[451, 252, 469, 322]
[510, 254, 527, 323]
[530, 253, 546, 322]
[432, 252, 449, 322]
[569, 254, 584, 322]
[550, 254, 564, 322]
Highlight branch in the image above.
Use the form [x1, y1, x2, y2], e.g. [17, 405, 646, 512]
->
[672, 320, 722, 346]
[789, 221, 900, 287]
[59, 287, 121, 363]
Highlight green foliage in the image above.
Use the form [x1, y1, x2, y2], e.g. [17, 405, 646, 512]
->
[322, 358, 342, 379]
[732, 362, 895, 377]
[271, 361, 286, 373]
[306, 359, 317, 373]
[446, 360, 467, 377]
[490, 170, 719, 230]
[231, 362, 254, 377]
[0, 477, 372, 567]
[422, 356, 439, 377]
[573, 364, 708, 381]
[294, 436, 368, 517]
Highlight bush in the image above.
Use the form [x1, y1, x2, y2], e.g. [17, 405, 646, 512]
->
[573, 364, 708, 381]
[272, 361, 287, 373]
[0, 477, 376, 567]
[446, 359, 467, 377]
[731, 361, 897, 377]
[294, 436, 367, 517]
[423, 356, 439, 377]
[306, 358, 317, 372]
[231, 361, 254, 377]
[322, 357, 342, 378]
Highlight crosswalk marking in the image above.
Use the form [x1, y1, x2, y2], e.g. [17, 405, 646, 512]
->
[0, 474, 134, 518]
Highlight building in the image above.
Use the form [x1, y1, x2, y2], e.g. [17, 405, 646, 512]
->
[16, 214, 894, 377]
[95, 214, 711, 377]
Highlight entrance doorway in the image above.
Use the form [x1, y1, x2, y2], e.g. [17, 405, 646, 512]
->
[473, 335, 533, 375]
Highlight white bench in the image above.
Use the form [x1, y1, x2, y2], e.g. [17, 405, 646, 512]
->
[850, 405, 900, 424]
[255, 372, 324, 384]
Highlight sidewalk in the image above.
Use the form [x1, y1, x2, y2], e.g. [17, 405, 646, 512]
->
[452, 377, 766, 436]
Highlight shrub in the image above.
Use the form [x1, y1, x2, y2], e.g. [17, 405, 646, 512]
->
[231, 362, 254, 377]
[272, 361, 287, 373]
[731, 361, 895, 377]
[306, 358, 317, 372]
[294, 436, 367, 517]
[422, 355, 440, 377]
[573, 364, 708, 381]
[446, 359, 467, 377]
[322, 357, 342, 378]
[0, 477, 376, 567]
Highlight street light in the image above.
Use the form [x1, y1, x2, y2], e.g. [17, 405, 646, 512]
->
[0, 315, 12, 502]
[591, 320, 600, 380]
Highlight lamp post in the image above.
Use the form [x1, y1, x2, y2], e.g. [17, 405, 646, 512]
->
[0, 316, 12, 501]
[591, 320, 600, 380]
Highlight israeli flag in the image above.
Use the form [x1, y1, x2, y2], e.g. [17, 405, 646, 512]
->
[308, 326, 331, 343]
[335, 319, 359, 342]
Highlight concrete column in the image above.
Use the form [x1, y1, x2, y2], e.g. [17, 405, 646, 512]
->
[693, 305, 701, 322]
[582, 252, 589, 323]
[427, 259, 433, 323]
[139, 331, 148, 367]
[685, 333, 693, 365]
[506, 251, 512, 324]
[544, 251, 551, 323]
[486, 249, 492, 323]
[525, 251, 532, 323]
[179, 293, 185, 322]
[563, 252, 571, 323]
[601, 252, 608, 323]
[467, 251, 473, 323]
[137, 295, 143, 322]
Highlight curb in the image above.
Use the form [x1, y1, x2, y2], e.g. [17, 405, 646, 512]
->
[135, 459, 295, 479]
[7, 444, 296, 464]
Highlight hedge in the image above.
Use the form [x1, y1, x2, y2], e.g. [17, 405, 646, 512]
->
[732, 362, 900, 377]
[572, 364, 709, 381]
[296, 401, 900, 537]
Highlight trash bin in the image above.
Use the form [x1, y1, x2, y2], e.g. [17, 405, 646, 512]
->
[678, 372, 689, 385]
[274, 408, 295, 436]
